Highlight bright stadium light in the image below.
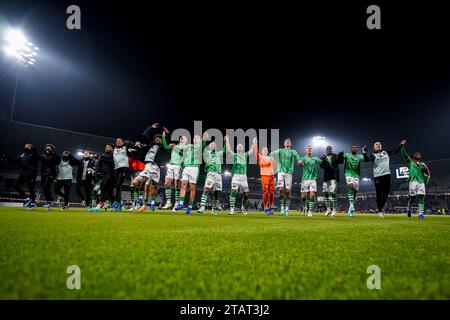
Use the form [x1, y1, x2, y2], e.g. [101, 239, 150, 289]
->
[224, 170, 232, 176]
[2, 28, 39, 67]
[77, 151, 84, 157]
[2, 27, 41, 121]
[312, 136, 327, 148]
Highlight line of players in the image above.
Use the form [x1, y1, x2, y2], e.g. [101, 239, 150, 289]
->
[2, 122, 430, 219]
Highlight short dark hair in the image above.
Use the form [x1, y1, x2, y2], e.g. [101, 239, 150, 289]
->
[106, 143, 114, 149]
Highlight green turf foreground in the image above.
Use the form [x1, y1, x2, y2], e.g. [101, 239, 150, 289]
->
[0, 207, 449, 299]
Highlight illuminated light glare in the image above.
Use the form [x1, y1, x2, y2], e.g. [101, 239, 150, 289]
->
[312, 136, 327, 148]
[2, 28, 39, 66]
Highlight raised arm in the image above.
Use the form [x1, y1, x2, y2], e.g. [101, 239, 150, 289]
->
[142, 122, 160, 140]
[162, 129, 171, 150]
[400, 143, 411, 163]
[387, 140, 405, 155]
[362, 146, 375, 163]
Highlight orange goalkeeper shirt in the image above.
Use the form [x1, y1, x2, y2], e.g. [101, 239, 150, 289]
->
[256, 147, 276, 176]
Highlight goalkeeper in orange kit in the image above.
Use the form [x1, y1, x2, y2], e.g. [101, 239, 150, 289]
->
[254, 141, 277, 215]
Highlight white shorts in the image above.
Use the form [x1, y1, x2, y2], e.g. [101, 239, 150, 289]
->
[276, 172, 293, 190]
[323, 180, 337, 193]
[136, 162, 160, 184]
[181, 166, 199, 184]
[231, 174, 249, 193]
[301, 180, 317, 192]
[409, 181, 426, 196]
[204, 172, 222, 191]
[165, 164, 181, 181]
[345, 176, 360, 191]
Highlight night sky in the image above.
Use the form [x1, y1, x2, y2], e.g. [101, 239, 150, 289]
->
[1, 1, 450, 159]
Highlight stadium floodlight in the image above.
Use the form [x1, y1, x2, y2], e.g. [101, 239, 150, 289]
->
[2, 28, 39, 67]
[77, 151, 84, 157]
[312, 136, 327, 148]
[2, 28, 41, 121]
[362, 177, 371, 182]
[224, 170, 232, 176]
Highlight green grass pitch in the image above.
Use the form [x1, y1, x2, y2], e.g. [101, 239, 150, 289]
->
[0, 207, 449, 299]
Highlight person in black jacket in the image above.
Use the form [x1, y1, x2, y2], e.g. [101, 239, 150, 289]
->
[89, 144, 115, 211]
[320, 146, 344, 217]
[75, 150, 96, 207]
[39, 144, 61, 209]
[7, 143, 39, 209]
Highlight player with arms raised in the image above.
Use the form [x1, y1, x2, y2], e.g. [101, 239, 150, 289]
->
[400, 140, 430, 220]
[225, 136, 257, 215]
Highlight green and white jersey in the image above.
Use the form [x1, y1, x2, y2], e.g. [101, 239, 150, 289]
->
[270, 148, 301, 174]
[231, 151, 249, 175]
[300, 156, 322, 181]
[204, 149, 225, 173]
[343, 153, 364, 178]
[400, 145, 429, 184]
[162, 134, 184, 165]
[183, 143, 204, 168]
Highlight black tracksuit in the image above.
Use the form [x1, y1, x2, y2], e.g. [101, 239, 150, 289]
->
[320, 152, 343, 183]
[39, 152, 61, 201]
[75, 156, 96, 203]
[96, 152, 115, 203]
[8, 147, 39, 202]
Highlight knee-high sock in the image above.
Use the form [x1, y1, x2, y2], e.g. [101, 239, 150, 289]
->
[263, 191, 269, 208]
[175, 188, 180, 202]
[279, 194, 285, 208]
[285, 194, 291, 210]
[242, 193, 248, 208]
[213, 191, 220, 210]
[324, 192, 330, 210]
[302, 198, 307, 211]
[229, 190, 237, 209]
[200, 191, 208, 207]
[418, 197, 425, 214]
[348, 189, 356, 207]
[178, 193, 185, 205]
[330, 192, 337, 210]
[309, 195, 315, 212]
[269, 192, 274, 208]
[407, 196, 416, 211]
[165, 186, 172, 203]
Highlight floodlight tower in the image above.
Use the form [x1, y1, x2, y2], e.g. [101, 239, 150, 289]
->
[2, 28, 40, 121]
